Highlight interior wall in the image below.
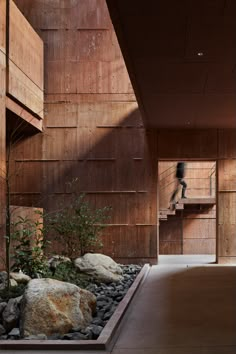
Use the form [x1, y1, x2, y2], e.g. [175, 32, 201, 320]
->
[159, 205, 216, 255]
[159, 161, 216, 209]
[13, 0, 158, 265]
[157, 129, 236, 263]
[218, 131, 236, 264]
[159, 161, 216, 255]
[8, 0, 44, 119]
[9, 1, 236, 265]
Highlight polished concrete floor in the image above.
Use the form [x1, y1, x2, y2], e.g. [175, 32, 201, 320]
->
[1, 256, 235, 354]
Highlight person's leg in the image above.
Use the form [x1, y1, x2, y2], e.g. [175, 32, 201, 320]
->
[170, 180, 180, 202]
[180, 179, 187, 198]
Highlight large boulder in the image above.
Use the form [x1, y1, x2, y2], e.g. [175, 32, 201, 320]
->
[74, 253, 123, 284]
[20, 278, 96, 337]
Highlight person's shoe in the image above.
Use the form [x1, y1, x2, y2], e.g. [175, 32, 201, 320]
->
[182, 196, 187, 199]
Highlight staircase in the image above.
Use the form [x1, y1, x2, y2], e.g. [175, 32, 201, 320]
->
[159, 197, 216, 221]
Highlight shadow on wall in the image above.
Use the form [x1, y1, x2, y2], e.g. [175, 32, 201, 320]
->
[10, 106, 158, 260]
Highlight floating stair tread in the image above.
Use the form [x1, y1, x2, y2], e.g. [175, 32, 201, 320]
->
[180, 197, 215, 204]
[159, 209, 176, 215]
[175, 203, 184, 209]
[159, 215, 168, 220]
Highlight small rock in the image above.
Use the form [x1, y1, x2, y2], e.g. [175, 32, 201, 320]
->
[0, 302, 7, 315]
[10, 279, 18, 287]
[91, 325, 103, 339]
[47, 333, 62, 340]
[0, 272, 17, 290]
[8, 328, 20, 339]
[69, 327, 82, 333]
[62, 332, 88, 340]
[48, 256, 71, 274]
[0, 324, 6, 335]
[0, 335, 8, 340]
[2, 297, 21, 331]
[24, 334, 47, 340]
[91, 317, 104, 326]
[103, 311, 113, 321]
[10, 272, 31, 284]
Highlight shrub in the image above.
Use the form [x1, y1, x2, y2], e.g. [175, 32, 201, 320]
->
[47, 194, 111, 259]
[48, 262, 92, 289]
[11, 212, 49, 277]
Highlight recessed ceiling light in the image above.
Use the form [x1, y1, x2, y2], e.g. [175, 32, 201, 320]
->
[197, 52, 204, 56]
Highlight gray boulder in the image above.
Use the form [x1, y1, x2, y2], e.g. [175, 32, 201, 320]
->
[0, 324, 6, 335]
[0, 302, 7, 315]
[48, 255, 71, 273]
[0, 272, 18, 290]
[0, 272, 7, 290]
[10, 272, 31, 284]
[20, 278, 96, 337]
[74, 253, 123, 284]
[2, 296, 22, 332]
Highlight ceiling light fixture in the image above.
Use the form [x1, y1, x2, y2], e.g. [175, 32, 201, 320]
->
[197, 52, 204, 56]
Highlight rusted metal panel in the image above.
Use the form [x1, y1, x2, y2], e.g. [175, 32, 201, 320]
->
[0, 0, 6, 54]
[45, 59, 132, 94]
[218, 159, 236, 191]
[43, 30, 121, 62]
[44, 101, 140, 128]
[10, 1, 236, 265]
[6, 97, 42, 131]
[158, 130, 218, 159]
[218, 129, 236, 158]
[8, 0, 44, 118]
[15, 0, 112, 30]
[183, 239, 216, 254]
[101, 225, 157, 258]
[45, 93, 136, 103]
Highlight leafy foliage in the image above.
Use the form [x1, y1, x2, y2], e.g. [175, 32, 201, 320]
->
[47, 194, 111, 259]
[11, 212, 50, 277]
[47, 262, 93, 289]
[0, 283, 26, 301]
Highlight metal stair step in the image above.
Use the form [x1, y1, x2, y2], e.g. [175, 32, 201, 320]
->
[175, 203, 184, 210]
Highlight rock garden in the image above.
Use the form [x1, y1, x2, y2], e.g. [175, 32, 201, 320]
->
[0, 192, 141, 341]
[0, 253, 141, 341]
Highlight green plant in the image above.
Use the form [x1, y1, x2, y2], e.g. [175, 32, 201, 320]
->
[0, 283, 26, 301]
[11, 212, 49, 277]
[49, 262, 93, 288]
[47, 194, 111, 259]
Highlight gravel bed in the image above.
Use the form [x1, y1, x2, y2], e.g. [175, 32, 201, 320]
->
[0, 264, 141, 340]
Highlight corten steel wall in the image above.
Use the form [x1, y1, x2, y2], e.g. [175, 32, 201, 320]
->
[159, 205, 216, 255]
[13, 0, 158, 264]
[8, 0, 44, 119]
[159, 161, 216, 255]
[157, 129, 236, 264]
[0, 0, 6, 267]
[10, 1, 236, 265]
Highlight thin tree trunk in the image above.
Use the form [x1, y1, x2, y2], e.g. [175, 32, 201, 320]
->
[5, 143, 11, 291]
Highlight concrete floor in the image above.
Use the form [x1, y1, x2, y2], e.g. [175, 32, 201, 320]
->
[1, 256, 235, 354]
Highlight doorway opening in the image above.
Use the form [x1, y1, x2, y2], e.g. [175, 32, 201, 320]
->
[158, 161, 216, 265]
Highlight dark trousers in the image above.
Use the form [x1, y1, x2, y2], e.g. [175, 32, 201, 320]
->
[170, 178, 187, 202]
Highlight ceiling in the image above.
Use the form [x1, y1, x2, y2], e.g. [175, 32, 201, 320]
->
[106, 0, 236, 128]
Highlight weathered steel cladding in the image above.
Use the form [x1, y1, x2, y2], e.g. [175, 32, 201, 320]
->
[8, 0, 44, 118]
[11, 0, 236, 264]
